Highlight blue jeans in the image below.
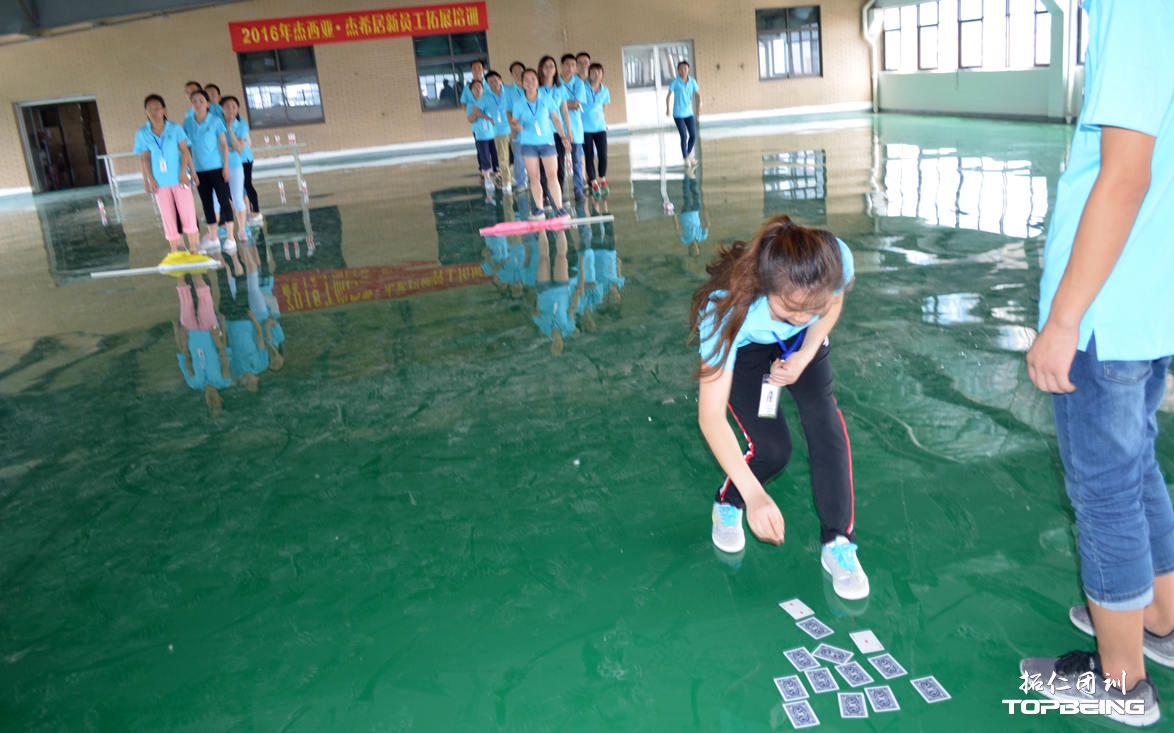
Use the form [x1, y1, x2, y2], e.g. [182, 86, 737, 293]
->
[511, 137, 528, 188]
[570, 142, 584, 196]
[1054, 336, 1174, 611]
[674, 115, 696, 158]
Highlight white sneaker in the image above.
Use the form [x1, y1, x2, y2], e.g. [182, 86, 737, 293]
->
[711, 502, 745, 554]
[222, 238, 238, 255]
[821, 537, 869, 600]
[199, 233, 220, 255]
[247, 212, 264, 224]
[503, 182, 513, 194]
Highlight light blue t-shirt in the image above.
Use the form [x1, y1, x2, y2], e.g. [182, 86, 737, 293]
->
[582, 83, 610, 133]
[226, 319, 269, 376]
[133, 120, 189, 188]
[475, 90, 511, 137]
[669, 76, 699, 118]
[226, 117, 247, 169]
[561, 75, 586, 144]
[184, 104, 224, 123]
[177, 331, 232, 390]
[466, 101, 496, 141]
[698, 238, 855, 369]
[459, 79, 483, 107]
[511, 93, 559, 146]
[1038, 0, 1174, 361]
[680, 211, 709, 245]
[183, 113, 228, 171]
[232, 117, 253, 165]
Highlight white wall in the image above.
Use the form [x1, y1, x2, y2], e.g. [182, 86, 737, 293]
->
[879, 68, 1058, 119]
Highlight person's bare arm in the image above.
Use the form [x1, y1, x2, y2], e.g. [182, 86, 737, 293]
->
[1027, 126, 1156, 393]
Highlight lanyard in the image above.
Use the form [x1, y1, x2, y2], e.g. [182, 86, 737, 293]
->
[526, 99, 540, 124]
[150, 126, 166, 153]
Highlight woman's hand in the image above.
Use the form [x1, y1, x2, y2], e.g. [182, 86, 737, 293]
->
[144, 176, 158, 194]
[768, 350, 813, 386]
[222, 167, 230, 182]
[745, 493, 785, 544]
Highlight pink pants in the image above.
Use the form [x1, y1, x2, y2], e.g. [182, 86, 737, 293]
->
[178, 284, 218, 331]
[155, 184, 199, 241]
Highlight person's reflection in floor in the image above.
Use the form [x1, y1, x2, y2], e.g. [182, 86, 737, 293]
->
[173, 272, 230, 417]
[533, 229, 578, 356]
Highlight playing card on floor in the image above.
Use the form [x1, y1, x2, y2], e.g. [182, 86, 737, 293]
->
[805, 667, 840, 694]
[834, 661, 874, 688]
[784, 647, 820, 671]
[774, 675, 809, 702]
[849, 629, 884, 654]
[868, 653, 907, 680]
[796, 617, 834, 639]
[866, 685, 901, 713]
[783, 700, 820, 729]
[911, 676, 951, 703]
[779, 598, 815, 620]
[838, 691, 868, 719]
[812, 643, 853, 664]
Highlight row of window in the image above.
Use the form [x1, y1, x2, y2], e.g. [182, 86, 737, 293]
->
[233, 3, 1091, 128]
[239, 6, 832, 127]
[882, 1, 1089, 73]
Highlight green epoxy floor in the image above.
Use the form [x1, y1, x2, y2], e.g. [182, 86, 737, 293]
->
[2, 114, 1169, 731]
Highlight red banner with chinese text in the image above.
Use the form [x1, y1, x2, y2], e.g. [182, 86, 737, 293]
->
[230, 2, 487, 52]
[275, 263, 489, 313]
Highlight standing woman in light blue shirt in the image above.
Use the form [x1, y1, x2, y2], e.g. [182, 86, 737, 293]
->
[581, 63, 611, 199]
[538, 55, 572, 198]
[183, 89, 240, 265]
[666, 60, 700, 163]
[510, 68, 569, 219]
[133, 94, 200, 253]
[220, 96, 250, 244]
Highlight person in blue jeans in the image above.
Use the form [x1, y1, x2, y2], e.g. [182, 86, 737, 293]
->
[666, 60, 700, 164]
[1019, 1, 1174, 727]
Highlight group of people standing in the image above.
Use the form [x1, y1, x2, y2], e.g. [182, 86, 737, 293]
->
[134, 81, 263, 260]
[460, 52, 612, 221]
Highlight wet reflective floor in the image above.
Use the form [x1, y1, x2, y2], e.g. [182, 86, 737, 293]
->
[1, 113, 1165, 731]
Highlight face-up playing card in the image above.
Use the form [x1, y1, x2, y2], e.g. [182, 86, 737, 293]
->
[805, 667, 840, 694]
[868, 653, 907, 680]
[783, 700, 820, 729]
[835, 661, 874, 688]
[773, 675, 809, 702]
[796, 617, 834, 640]
[812, 643, 853, 665]
[849, 629, 884, 654]
[784, 647, 820, 671]
[779, 598, 815, 620]
[911, 676, 951, 703]
[866, 685, 900, 713]
[838, 691, 868, 719]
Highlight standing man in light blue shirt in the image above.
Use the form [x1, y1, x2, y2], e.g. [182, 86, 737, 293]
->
[1020, 1, 1174, 725]
[666, 60, 700, 164]
[560, 54, 587, 201]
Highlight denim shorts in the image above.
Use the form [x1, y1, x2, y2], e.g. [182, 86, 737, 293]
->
[521, 144, 557, 158]
[1054, 336, 1174, 611]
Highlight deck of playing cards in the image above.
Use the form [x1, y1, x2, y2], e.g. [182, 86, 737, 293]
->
[812, 643, 853, 664]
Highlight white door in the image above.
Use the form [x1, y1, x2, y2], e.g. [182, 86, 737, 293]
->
[621, 40, 694, 131]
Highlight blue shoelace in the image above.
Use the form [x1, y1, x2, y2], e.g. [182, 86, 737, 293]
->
[828, 541, 859, 573]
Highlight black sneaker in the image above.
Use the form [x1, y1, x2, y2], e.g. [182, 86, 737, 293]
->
[1019, 650, 1160, 727]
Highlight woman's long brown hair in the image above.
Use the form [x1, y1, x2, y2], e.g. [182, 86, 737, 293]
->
[689, 215, 843, 378]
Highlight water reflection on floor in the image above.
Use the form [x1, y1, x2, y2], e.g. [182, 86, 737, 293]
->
[0, 114, 1151, 731]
